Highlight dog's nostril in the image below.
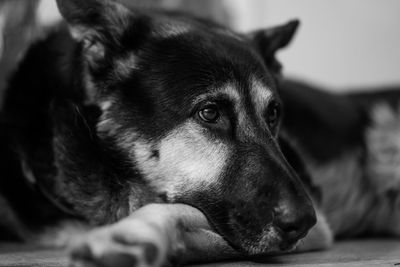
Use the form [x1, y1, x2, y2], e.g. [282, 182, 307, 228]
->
[276, 216, 302, 234]
[274, 210, 315, 241]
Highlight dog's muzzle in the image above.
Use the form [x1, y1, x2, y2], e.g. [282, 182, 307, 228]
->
[228, 189, 316, 253]
[179, 144, 317, 255]
[224, 183, 316, 254]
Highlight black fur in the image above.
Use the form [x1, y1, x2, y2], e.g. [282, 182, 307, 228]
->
[279, 79, 369, 163]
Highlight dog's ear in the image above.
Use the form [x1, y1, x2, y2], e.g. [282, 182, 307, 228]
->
[248, 20, 299, 74]
[56, 0, 132, 64]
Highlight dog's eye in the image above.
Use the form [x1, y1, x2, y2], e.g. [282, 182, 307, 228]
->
[198, 106, 220, 123]
[266, 101, 281, 130]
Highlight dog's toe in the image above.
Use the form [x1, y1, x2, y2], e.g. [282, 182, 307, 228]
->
[140, 242, 160, 265]
[99, 242, 160, 267]
[69, 243, 98, 267]
[99, 250, 138, 267]
[70, 243, 94, 261]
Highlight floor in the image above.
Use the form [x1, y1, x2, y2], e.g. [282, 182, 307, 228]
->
[0, 239, 399, 267]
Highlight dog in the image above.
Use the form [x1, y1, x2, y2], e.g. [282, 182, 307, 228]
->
[0, 0, 399, 266]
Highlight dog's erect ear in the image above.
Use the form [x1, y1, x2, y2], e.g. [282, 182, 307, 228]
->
[248, 20, 299, 74]
[56, 0, 132, 63]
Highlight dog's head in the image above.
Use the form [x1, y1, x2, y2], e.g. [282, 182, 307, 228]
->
[57, 0, 316, 255]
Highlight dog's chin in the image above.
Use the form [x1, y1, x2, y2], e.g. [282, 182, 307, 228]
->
[242, 239, 300, 257]
[228, 226, 301, 256]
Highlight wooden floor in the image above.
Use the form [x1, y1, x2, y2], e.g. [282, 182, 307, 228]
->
[0, 239, 399, 267]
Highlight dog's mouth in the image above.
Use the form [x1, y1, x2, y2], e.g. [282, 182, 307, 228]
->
[196, 206, 306, 256]
[223, 222, 305, 256]
[175, 178, 315, 256]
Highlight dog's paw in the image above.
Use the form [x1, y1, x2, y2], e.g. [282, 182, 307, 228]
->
[68, 219, 169, 267]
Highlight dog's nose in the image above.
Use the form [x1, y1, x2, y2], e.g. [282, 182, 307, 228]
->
[273, 204, 316, 241]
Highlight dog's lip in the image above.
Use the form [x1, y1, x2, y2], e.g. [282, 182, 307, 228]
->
[278, 239, 299, 252]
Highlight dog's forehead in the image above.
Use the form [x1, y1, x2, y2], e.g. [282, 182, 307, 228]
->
[113, 13, 270, 81]
[114, 20, 275, 97]
[152, 15, 194, 38]
[149, 12, 239, 38]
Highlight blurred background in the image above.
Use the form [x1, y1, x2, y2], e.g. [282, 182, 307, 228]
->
[0, 0, 399, 107]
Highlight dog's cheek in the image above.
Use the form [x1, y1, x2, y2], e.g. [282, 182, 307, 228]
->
[134, 121, 230, 200]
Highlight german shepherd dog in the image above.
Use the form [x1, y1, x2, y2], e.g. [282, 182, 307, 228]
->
[1, 0, 399, 266]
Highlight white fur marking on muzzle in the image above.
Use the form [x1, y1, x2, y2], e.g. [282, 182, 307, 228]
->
[133, 121, 229, 197]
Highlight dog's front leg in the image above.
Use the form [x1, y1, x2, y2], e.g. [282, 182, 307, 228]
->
[68, 203, 239, 267]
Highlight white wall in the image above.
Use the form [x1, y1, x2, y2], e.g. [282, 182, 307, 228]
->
[226, 0, 400, 90]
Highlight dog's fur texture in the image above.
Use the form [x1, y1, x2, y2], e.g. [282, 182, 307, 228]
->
[1, 0, 400, 266]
